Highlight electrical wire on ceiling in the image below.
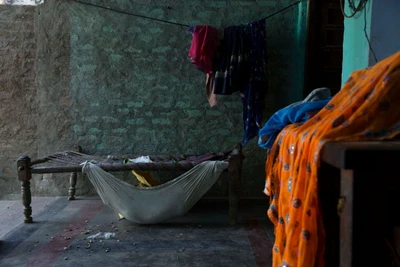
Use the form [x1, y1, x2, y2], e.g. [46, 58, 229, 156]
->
[72, 0, 302, 28]
[340, 0, 378, 63]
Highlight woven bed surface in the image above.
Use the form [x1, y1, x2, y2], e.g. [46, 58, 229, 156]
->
[40, 150, 233, 166]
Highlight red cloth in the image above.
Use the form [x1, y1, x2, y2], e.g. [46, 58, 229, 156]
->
[188, 25, 219, 74]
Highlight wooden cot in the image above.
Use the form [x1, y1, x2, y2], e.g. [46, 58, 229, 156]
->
[16, 144, 243, 225]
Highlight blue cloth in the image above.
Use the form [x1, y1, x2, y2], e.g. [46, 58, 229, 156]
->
[213, 25, 248, 95]
[241, 19, 268, 146]
[258, 99, 331, 149]
[212, 19, 268, 146]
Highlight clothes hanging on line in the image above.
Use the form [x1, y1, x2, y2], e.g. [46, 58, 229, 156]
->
[188, 19, 268, 146]
[212, 19, 268, 146]
[188, 25, 224, 107]
[188, 25, 220, 75]
[213, 25, 249, 95]
[241, 19, 268, 146]
[206, 72, 218, 107]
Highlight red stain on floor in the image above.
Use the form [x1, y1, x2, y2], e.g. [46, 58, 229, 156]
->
[27, 200, 103, 267]
[245, 219, 273, 267]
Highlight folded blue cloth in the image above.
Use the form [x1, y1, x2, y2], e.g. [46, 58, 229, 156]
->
[258, 98, 331, 149]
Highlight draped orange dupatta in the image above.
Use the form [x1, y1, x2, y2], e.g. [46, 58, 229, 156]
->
[265, 51, 400, 267]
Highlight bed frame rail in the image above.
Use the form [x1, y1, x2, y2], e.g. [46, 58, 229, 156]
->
[17, 144, 243, 225]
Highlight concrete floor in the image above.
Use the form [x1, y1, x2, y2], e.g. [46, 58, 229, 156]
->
[0, 197, 274, 267]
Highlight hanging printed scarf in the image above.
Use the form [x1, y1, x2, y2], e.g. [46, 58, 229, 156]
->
[241, 19, 268, 146]
[212, 19, 268, 146]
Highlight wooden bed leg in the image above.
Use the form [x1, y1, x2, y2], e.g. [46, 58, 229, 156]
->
[17, 156, 33, 223]
[228, 166, 239, 225]
[68, 172, 77, 200]
[228, 144, 243, 225]
[68, 145, 82, 200]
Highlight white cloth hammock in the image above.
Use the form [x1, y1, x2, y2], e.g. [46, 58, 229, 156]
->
[82, 161, 228, 224]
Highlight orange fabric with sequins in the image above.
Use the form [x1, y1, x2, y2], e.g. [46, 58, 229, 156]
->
[265, 51, 400, 267]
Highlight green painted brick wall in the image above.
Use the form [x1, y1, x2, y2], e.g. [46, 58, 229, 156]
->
[341, 0, 373, 86]
[1, 0, 308, 199]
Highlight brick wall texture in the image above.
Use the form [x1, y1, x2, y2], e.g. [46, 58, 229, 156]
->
[0, 0, 308, 199]
[0, 6, 38, 198]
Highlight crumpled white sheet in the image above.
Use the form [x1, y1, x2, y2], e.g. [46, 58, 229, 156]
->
[82, 161, 228, 224]
[128, 156, 152, 163]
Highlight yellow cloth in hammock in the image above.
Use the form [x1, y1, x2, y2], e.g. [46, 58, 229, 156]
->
[121, 159, 159, 187]
[118, 170, 160, 219]
[132, 170, 160, 187]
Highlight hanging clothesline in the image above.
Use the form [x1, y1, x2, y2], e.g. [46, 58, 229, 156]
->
[72, 0, 302, 28]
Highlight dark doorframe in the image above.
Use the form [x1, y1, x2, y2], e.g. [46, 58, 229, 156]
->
[304, 0, 344, 97]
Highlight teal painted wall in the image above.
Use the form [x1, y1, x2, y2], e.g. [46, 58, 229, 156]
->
[293, 0, 308, 103]
[341, 0, 373, 85]
[342, 0, 400, 86]
[0, 0, 309, 199]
